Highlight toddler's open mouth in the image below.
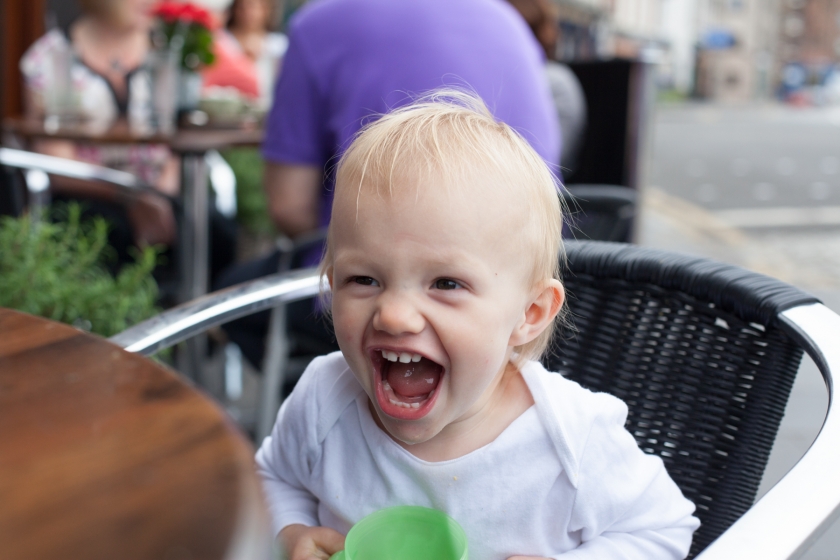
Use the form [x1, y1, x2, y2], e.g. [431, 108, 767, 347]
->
[372, 349, 443, 420]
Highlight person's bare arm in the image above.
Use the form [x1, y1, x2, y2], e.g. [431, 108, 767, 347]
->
[264, 161, 322, 238]
[279, 524, 344, 560]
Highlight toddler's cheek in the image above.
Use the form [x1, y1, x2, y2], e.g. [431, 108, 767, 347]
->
[331, 310, 357, 341]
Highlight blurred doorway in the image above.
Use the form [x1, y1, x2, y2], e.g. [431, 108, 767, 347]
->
[1, 0, 46, 118]
[0, 0, 80, 119]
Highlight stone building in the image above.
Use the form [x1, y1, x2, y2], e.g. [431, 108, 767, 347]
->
[553, 0, 668, 61]
[552, 0, 608, 60]
[778, 0, 840, 66]
[551, 0, 784, 101]
[776, 0, 840, 102]
[693, 0, 781, 102]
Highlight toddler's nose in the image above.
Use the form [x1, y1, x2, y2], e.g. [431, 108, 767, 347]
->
[373, 293, 425, 336]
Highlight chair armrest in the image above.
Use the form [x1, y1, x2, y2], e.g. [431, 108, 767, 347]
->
[562, 184, 637, 207]
[0, 147, 159, 196]
[109, 267, 324, 355]
[696, 302, 840, 559]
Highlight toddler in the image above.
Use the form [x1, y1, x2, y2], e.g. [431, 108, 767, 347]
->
[256, 91, 700, 560]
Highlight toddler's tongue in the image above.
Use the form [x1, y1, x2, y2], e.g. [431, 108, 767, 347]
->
[386, 359, 441, 398]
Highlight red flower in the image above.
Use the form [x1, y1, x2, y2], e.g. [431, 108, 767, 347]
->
[152, 1, 216, 30]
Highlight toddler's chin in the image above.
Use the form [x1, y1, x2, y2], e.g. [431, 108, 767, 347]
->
[375, 409, 442, 446]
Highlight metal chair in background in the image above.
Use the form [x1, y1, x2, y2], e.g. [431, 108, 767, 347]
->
[556, 59, 656, 245]
[0, 145, 240, 374]
[0, 146, 221, 386]
[561, 184, 637, 243]
[0, 146, 157, 217]
[205, 149, 238, 220]
[1, 146, 237, 220]
[112, 266, 324, 442]
[255, 230, 331, 441]
[112, 240, 840, 560]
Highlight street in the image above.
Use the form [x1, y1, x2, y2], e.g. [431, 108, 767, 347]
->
[643, 101, 840, 559]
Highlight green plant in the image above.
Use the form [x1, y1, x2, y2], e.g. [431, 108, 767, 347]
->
[221, 147, 276, 236]
[0, 205, 160, 338]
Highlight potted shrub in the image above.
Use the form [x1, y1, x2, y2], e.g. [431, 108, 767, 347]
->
[0, 205, 160, 337]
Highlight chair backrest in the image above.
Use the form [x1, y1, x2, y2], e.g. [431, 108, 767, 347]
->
[564, 59, 654, 191]
[0, 147, 162, 221]
[543, 241, 820, 558]
[561, 184, 636, 243]
[0, 147, 147, 191]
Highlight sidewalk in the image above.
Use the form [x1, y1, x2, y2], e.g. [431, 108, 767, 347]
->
[638, 188, 840, 560]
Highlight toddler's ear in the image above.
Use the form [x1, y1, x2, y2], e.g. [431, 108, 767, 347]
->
[509, 280, 565, 347]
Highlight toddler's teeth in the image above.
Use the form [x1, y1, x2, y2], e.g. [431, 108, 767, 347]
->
[411, 354, 422, 362]
[388, 398, 411, 409]
[399, 352, 411, 363]
[381, 350, 388, 359]
[384, 351, 397, 362]
[410, 402, 420, 409]
[425, 378, 434, 384]
[383, 381, 392, 391]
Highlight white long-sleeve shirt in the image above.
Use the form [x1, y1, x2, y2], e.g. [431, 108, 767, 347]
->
[256, 352, 699, 559]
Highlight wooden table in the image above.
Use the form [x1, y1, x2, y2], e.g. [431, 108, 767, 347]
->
[3, 117, 264, 383]
[3, 117, 264, 154]
[0, 309, 271, 560]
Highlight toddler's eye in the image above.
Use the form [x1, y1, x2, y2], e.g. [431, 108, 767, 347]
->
[352, 276, 379, 287]
[434, 278, 461, 290]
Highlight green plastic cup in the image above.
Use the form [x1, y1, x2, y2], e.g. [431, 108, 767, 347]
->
[330, 506, 468, 560]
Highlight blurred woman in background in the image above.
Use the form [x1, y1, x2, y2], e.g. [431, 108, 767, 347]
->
[225, 0, 287, 107]
[20, 0, 178, 251]
[20, 0, 237, 294]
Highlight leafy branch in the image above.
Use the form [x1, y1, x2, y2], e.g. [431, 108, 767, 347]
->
[0, 205, 160, 337]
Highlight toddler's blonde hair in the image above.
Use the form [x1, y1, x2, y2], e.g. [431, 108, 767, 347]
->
[322, 89, 565, 362]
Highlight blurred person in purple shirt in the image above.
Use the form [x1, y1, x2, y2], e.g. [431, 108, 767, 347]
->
[263, 0, 559, 239]
[218, 0, 560, 370]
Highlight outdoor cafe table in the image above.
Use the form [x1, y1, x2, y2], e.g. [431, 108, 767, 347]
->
[2, 117, 263, 382]
[0, 308, 271, 560]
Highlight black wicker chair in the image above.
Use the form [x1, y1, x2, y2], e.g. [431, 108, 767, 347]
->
[112, 240, 840, 560]
[544, 242, 824, 558]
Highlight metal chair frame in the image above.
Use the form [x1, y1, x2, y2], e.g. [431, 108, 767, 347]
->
[0, 146, 160, 218]
[255, 230, 330, 441]
[111, 242, 840, 560]
[2, 145, 254, 392]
